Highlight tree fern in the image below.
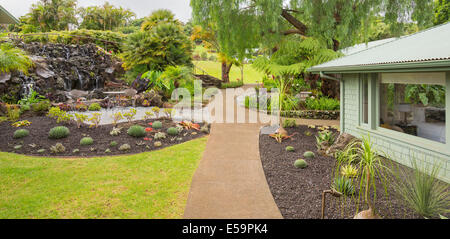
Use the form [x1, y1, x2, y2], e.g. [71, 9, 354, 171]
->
[0, 43, 33, 74]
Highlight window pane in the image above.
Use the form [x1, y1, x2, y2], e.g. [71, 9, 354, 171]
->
[379, 81, 446, 143]
[362, 77, 368, 124]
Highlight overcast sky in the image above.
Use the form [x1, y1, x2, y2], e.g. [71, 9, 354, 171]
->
[0, 0, 193, 22]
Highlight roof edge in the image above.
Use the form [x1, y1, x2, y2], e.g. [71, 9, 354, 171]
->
[0, 5, 19, 24]
[308, 60, 450, 74]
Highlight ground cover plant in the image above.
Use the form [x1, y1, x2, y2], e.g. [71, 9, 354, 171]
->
[0, 137, 207, 219]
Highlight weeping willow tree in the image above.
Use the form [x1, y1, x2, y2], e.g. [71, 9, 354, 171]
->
[191, 0, 435, 96]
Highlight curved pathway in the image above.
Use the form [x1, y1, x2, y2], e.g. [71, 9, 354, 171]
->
[183, 86, 339, 218]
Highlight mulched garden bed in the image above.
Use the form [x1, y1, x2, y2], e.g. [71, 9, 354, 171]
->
[259, 125, 423, 219]
[0, 116, 209, 157]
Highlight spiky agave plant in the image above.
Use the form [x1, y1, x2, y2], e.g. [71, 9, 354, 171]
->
[0, 43, 33, 74]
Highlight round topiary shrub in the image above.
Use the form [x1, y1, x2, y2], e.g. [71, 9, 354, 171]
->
[88, 103, 101, 111]
[294, 159, 308, 169]
[152, 121, 163, 129]
[303, 151, 315, 159]
[127, 125, 146, 138]
[49, 126, 70, 139]
[80, 137, 94, 146]
[13, 129, 30, 139]
[285, 146, 295, 152]
[167, 127, 178, 136]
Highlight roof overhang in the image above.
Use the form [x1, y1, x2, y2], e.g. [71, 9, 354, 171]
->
[308, 60, 450, 74]
[0, 5, 18, 24]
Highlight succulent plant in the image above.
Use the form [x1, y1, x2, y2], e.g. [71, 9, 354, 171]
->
[105, 148, 111, 153]
[14, 145, 23, 150]
[80, 137, 94, 146]
[167, 127, 179, 136]
[127, 125, 146, 138]
[285, 146, 295, 152]
[152, 121, 163, 129]
[294, 159, 308, 169]
[73, 149, 80, 153]
[50, 143, 66, 154]
[110, 127, 122, 136]
[154, 141, 162, 147]
[341, 164, 358, 178]
[13, 129, 30, 139]
[110, 141, 118, 147]
[303, 151, 315, 159]
[37, 149, 46, 154]
[88, 103, 101, 111]
[332, 176, 355, 196]
[200, 125, 209, 134]
[119, 144, 131, 151]
[154, 132, 166, 140]
[49, 126, 70, 139]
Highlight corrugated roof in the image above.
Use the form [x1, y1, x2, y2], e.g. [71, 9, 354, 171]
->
[309, 22, 450, 73]
[0, 5, 18, 24]
[340, 38, 396, 56]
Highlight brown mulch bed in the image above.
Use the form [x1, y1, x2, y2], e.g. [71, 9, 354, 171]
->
[259, 125, 424, 219]
[0, 116, 208, 157]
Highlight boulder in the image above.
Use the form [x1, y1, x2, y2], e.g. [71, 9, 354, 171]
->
[326, 133, 357, 156]
[0, 72, 11, 84]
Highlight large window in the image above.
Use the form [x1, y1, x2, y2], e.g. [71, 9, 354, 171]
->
[379, 73, 446, 143]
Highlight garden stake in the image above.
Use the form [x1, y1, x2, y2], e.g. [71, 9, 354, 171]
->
[321, 189, 342, 219]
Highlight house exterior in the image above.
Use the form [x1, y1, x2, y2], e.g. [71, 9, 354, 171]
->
[308, 22, 450, 183]
[0, 5, 18, 24]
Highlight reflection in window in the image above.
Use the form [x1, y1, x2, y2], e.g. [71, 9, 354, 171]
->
[379, 73, 446, 143]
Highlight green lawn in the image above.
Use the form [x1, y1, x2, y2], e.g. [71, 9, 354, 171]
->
[194, 60, 264, 84]
[0, 137, 207, 219]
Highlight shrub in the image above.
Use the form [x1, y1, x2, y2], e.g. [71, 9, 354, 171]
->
[32, 100, 51, 115]
[332, 176, 355, 196]
[49, 126, 70, 139]
[152, 121, 163, 129]
[0, 43, 32, 74]
[119, 144, 131, 151]
[80, 137, 94, 146]
[110, 141, 118, 147]
[286, 146, 295, 152]
[6, 105, 20, 122]
[282, 119, 296, 128]
[303, 151, 315, 159]
[112, 112, 124, 126]
[88, 113, 102, 128]
[88, 103, 101, 111]
[305, 97, 340, 111]
[47, 107, 73, 123]
[127, 125, 146, 138]
[316, 130, 335, 150]
[220, 80, 244, 89]
[294, 159, 308, 169]
[13, 129, 29, 139]
[50, 143, 66, 154]
[123, 108, 137, 123]
[74, 113, 88, 128]
[154, 132, 166, 140]
[167, 127, 179, 136]
[392, 159, 450, 218]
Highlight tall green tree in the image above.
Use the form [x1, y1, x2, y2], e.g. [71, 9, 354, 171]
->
[191, 0, 435, 96]
[434, 0, 450, 25]
[78, 2, 136, 31]
[24, 0, 78, 32]
[121, 10, 192, 79]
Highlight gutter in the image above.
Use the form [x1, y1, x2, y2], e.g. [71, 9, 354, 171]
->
[320, 72, 341, 81]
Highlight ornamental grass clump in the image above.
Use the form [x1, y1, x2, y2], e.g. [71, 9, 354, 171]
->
[80, 137, 94, 146]
[127, 125, 146, 138]
[392, 159, 450, 218]
[49, 126, 70, 139]
[13, 129, 30, 139]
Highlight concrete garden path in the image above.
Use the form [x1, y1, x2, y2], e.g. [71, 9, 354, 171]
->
[183, 86, 338, 219]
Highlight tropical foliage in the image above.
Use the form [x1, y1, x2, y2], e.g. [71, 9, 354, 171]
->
[0, 43, 33, 74]
[21, 0, 78, 32]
